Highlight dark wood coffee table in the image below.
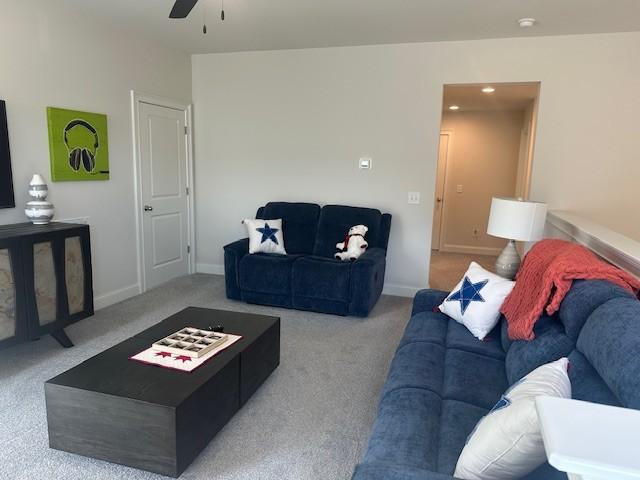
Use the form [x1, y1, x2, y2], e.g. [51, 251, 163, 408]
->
[45, 307, 280, 477]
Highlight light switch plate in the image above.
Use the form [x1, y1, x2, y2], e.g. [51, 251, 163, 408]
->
[408, 192, 421, 204]
[359, 157, 372, 169]
[456, 184, 463, 193]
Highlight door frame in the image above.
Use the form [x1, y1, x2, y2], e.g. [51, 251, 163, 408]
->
[130, 91, 195, 293]
[432, 130, 453, 251]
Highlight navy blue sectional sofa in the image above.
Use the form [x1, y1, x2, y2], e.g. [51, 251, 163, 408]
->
[224, 202, 392, 316]
[353, 279, 640, 479]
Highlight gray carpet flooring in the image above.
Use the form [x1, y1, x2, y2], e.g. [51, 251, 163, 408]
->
[0, 274, 412, 480]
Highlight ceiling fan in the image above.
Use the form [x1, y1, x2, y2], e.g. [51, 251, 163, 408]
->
[169, 0, 199, 18]
[170, 0, 225, 32]
[170, 0, 226, 26]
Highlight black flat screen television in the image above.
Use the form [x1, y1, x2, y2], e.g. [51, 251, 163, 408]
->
[0, 100, 15, 209]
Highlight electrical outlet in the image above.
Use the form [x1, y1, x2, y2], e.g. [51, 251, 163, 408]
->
[408, 192, 421, 204]
[472, 228, 479, 238]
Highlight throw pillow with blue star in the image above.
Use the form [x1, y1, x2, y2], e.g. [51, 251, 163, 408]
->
[438, 262, 515, 340]
[243, 218, 287, 255]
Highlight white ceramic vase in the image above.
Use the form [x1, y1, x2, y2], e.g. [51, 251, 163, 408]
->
[25, 174, 55, 225]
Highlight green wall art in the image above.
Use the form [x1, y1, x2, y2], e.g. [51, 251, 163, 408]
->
[47, 107, 109, 181]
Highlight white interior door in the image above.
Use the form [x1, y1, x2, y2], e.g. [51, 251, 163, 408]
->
[138, 102, 190, 289]
[431, 133, 450, 250]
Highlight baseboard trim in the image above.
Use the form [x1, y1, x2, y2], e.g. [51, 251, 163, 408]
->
[94, 283, 141, 311]
[383, 283, 423, 298]
[196, 263, 225, 275]
[440, 244, 502, 256]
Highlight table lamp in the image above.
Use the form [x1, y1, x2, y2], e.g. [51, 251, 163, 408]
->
[487, 197, 547, 279]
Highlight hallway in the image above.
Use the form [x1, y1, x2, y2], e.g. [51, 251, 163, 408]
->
[429, 251, 497, 291]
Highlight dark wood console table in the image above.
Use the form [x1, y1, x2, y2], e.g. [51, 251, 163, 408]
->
[0, 222, 93, 350]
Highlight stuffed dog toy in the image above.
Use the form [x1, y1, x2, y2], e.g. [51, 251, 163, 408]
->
[335, 225, 368, 261]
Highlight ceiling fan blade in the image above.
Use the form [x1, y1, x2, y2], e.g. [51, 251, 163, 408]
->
[169, 0, 198, 18]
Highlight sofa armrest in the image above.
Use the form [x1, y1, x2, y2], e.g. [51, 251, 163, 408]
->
[354, 246, 386, 266]
[223, 238, 249, 300]
[349, 247, 387, 316]
[411, 289, 449, 316]
[353, 462, 456, 480]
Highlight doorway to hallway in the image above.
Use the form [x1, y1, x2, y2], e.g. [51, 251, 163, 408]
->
[429, 82, 540, 287]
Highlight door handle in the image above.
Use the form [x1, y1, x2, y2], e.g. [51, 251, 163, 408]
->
[144, 205, 153, 211]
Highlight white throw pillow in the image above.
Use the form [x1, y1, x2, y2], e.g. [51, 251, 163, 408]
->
[438, 262, 515, 340]
[454, 358, 572, 480]
[243, 218, 287, 255]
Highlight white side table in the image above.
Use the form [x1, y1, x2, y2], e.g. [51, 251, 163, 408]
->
[536, 396, 640, 480]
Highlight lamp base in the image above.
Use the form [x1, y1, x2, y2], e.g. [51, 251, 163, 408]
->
[495, 240, 521, 280]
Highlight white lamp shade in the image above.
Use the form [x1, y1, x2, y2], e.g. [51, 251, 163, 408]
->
[487, 197, 547, 242]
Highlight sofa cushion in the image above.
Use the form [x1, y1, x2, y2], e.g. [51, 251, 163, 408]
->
[385, 318, 508, 410]
[559, 279, 634, 340]
[505, 315, 574, 384]
[567, 350, 620, 407]
[524, 463, 567, 480]
[381, 342, 445, 401]
[411, 289, 450, 317]
[500, 317, 512, 352]
[577, 297, 640, 409]
[445, 321, 505, 361]
[397, 311, 448, 350]
[442, 350, 508, 410]
[291, 255, 351, 302]
[364, 388, 442, 472]
[239, 253, 301, 295]
[353, 462, 454, 480]
[399, 312, 505, 361]
[437, 400, 487, 474]
[259, 202, 321, 255]
[313, 205, 383, 258]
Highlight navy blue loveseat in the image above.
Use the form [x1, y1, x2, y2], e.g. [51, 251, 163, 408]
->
[224, 202, 392, 316]
[353, 279, 640, 479]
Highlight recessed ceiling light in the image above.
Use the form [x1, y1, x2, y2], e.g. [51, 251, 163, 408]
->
[518, 18, 536, 28]
[449, 105, 460, 111]
[482, 87, 496, 93]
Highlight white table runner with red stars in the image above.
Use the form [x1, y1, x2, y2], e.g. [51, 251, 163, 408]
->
[129, 334, 243, 372]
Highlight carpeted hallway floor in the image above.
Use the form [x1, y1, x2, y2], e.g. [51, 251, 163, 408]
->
[0, 274, 412, 480]
[429, 251, 497, 291]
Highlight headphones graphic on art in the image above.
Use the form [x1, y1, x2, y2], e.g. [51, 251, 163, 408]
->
[64, 119, 99, 173]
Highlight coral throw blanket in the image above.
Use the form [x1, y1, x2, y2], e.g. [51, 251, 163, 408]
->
[501, 239, 640, 340]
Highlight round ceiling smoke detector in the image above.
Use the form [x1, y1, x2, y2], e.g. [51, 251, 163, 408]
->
[518, 18, 536, 28]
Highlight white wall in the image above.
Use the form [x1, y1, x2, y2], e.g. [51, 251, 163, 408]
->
[0, 0, 192, 307]
[193, 31, 640, 295]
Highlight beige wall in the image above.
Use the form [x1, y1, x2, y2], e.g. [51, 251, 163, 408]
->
[439, 110, 524, 254]
[192, 31, 640, 295]
[0, 0, 192, 307]
[515, 102, 536, 199]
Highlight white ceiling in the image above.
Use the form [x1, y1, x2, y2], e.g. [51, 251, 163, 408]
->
[443, 84, 540, 112]
[58, 0, 640, 54]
